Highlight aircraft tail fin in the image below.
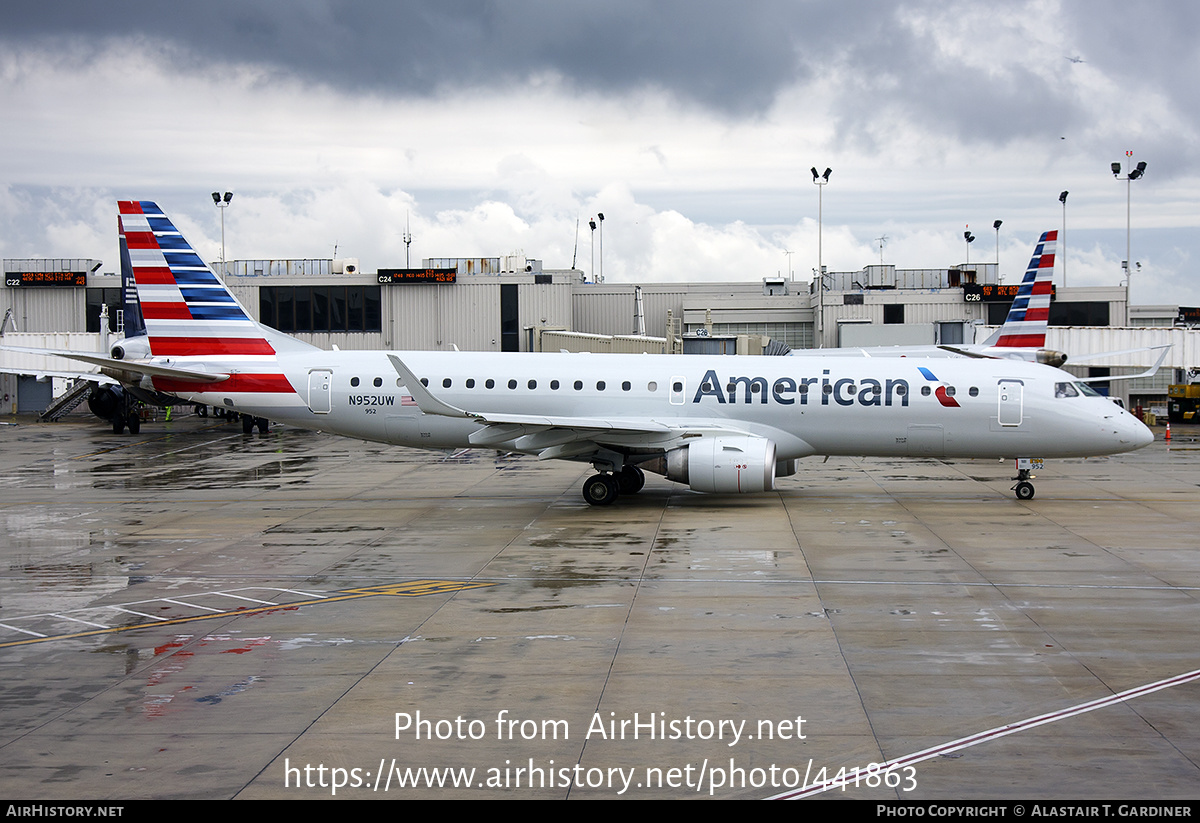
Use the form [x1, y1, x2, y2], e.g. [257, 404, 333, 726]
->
[117, 200, 313, 360]
[993, 230, 1056, 348]
[118, 215, 147, 338]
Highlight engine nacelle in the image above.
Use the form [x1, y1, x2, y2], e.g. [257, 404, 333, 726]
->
[87, 384, 124, 420]
[664, 435, 777, 494]
[110, 336, 152, 361]
[1035, 349, 1068, 368]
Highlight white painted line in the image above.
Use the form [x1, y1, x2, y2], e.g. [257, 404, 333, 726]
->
[770, 666, 1200, 799]
[0, 622, 47, 638]
[160, 599, 223, 613]
[106, 607, 168, 621]
[49, 614, 110, 629]
[208, 593, 277, 605]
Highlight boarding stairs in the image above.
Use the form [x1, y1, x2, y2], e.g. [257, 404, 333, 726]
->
[39, 379, 93, 422]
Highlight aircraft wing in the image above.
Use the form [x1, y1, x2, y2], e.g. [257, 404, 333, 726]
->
[937, 345, 991, 359]
[1066, 345, 1170, 364]
[1075, 345, 1171, 383]
[387, 353, 750, 457]
[1, 345, 230, 384]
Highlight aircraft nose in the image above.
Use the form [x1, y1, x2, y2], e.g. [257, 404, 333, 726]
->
[1122, 414, 1155, 449]
[1134, 419, 1155, 448]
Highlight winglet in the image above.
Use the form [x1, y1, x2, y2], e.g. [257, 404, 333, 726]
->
[387, 354, 471, 418]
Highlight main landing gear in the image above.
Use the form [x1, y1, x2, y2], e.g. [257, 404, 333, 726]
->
[241, 414, 270, 434]
[582, 465, 645, 506]
[108, 392, 141, 435]
[111, 410, 141, 435]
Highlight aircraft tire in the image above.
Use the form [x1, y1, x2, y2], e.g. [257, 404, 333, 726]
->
[112, 417, 125, 435]
[1015, 481, 1035, 500]
[241, 414, 254, 434]
[195, 404, 207, 417]
[255, 417, 269, 433]
[127, 413, 141, 435]
[583, 474, 619, 506]
[616, 465, 645, 494]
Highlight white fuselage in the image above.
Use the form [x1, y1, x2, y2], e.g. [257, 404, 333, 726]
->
[159, 350, 1153, 462]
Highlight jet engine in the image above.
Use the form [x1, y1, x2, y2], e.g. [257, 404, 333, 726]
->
[87, 383, 125, 420]
[110, 336, 152, 361]
[661, 435, 778, 494]
[1035, 349, 1068, 368]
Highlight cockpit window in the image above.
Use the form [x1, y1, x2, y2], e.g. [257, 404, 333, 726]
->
[1056, 381, 1104, 398]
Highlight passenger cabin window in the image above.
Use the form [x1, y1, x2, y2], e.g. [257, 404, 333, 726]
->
[373, 377, 383, 387]
[350, 377, 360, 387]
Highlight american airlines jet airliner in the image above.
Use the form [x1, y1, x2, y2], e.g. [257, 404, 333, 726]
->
[11, 202, 1155, 505]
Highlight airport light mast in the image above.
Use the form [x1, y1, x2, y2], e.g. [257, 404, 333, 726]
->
[589, 218, 597, 283]
[1059, 191, 1068, 287]
[597, 212, 605, 284]
[811, 167, 831, 347]
[1112, 155, 1147, 325]
[211, 191, 233, 281]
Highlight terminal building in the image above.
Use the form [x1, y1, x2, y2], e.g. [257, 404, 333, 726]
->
[3, 250, 1196, 416]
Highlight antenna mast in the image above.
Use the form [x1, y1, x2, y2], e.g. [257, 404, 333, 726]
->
[403, 211, 413, 268]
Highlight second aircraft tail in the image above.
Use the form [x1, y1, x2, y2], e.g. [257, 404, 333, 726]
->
[988, 230, 1057, 349]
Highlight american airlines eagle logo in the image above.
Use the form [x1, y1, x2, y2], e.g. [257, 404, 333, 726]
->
[918, 367, 961, 408]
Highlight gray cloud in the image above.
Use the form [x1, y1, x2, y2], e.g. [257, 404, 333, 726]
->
[0, 1, 805, 115]
[3, 0, 1197, 160]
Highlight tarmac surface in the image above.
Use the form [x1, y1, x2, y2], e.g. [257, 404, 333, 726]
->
[1, 413, 1198, 800]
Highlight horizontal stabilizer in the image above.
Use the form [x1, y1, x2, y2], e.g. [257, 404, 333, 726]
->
[0, 345, 229, 384]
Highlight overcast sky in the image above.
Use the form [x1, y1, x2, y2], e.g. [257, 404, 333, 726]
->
[2, 1, 1197, 308]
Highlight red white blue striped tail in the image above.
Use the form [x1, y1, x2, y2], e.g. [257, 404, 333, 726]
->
[994, 230, 1056, 348]
[117, 200, 301, 399]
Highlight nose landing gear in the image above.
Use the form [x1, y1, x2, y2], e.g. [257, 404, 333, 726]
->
[1011, 458, 1039, 500]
